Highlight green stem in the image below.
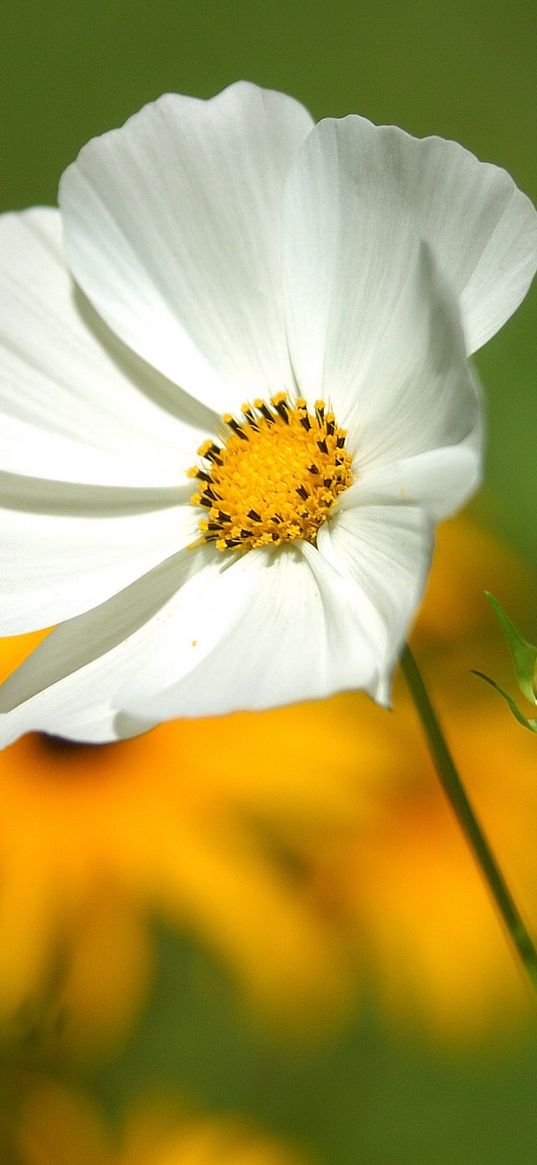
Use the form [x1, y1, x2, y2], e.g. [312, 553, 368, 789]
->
[401, 644, 537, 997]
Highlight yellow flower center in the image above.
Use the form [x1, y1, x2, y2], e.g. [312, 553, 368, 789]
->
[188, 393, 354, 552]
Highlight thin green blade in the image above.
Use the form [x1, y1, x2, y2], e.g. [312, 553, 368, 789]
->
[485, 592, 537, 704]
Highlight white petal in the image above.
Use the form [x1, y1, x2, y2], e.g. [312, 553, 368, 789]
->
[120, 543, 380, 723]
[0, 208, 216, 486]
[318, 500, 435, 701]
[59, 82, 314, 414]
[0, 471, 197, 634]
[0, 538, 385, 747]
[290, 239, 481, 475]
[283, 116, 537, 400]
[339, 439, 481, 521]
[0, 549, 218, 746]
[351, 245, 481, 465]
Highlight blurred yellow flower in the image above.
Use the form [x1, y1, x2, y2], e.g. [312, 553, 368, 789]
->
[312, 687, 537, 1042]
[415, 510, 534, 648]
[0, 515, 535, 1049]
[8, 1078, 309, 1165]
[0, 651, 371, 1046]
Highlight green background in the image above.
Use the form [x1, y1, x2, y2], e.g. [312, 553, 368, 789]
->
[2, 1, 537, 1162]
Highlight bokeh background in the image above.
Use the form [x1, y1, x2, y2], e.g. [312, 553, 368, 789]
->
[1, 1, 536, 1161]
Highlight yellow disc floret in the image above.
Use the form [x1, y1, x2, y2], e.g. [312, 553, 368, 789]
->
[188, 393, 354, 552]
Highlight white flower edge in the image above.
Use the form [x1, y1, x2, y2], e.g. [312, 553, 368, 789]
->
[58, 82, 315, 415]
[59, 80, 537, 420]
[283, 109, 537, 385]
[0, 208, 211, 633]
[3, 80, 534, 746]
[0, 208, 217, 486]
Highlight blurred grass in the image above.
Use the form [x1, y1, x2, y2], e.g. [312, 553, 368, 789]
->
[1, 1, 537, 1162]
[86, 927, 537, 1165]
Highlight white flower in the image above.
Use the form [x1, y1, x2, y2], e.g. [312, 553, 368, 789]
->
[0, 82, 536, 747]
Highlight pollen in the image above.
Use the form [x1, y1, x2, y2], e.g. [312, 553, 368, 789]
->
[188, 394, 354, 552]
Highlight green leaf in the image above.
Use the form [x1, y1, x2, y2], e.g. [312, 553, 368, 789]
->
[484, 592, 537, 704]
[472, 670, 537, 733]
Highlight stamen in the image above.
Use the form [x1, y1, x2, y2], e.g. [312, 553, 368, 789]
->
[241, 404, 259, 430]
[254, 399, 276, 425]
[190, 394, 353, 553]
[223, 414, 248, 440]
[271, 392, 290, 423]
